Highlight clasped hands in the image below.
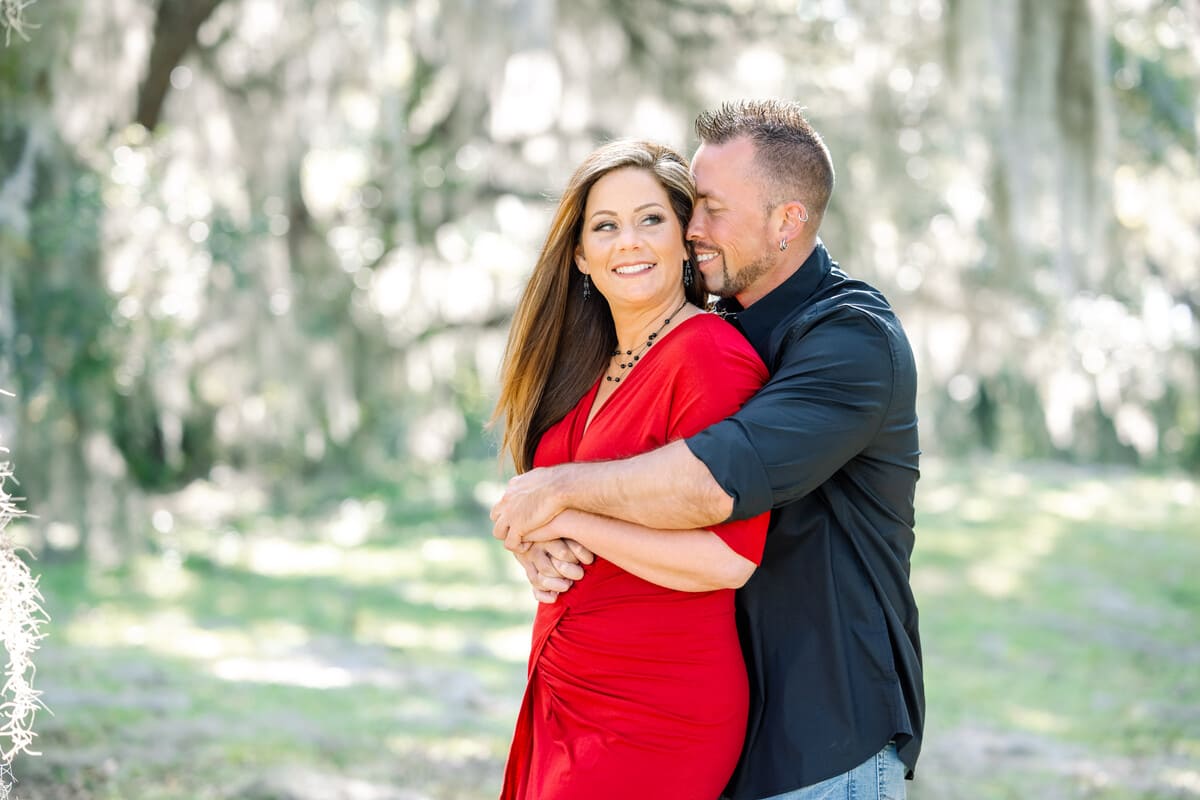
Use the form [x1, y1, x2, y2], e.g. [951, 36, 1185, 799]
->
[490, 466, 594, 603]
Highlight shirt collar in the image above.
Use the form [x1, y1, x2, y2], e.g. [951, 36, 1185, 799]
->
[715, 240, 833, 354]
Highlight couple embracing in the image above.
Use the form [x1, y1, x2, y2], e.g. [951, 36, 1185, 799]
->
[490, 99, 924, 800]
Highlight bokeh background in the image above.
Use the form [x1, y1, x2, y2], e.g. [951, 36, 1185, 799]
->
[1, 0, 1198, 798]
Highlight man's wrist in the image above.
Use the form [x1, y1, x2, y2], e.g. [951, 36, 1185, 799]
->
[549, 462, 585, 516]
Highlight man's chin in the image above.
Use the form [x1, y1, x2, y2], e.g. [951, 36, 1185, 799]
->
[701, 276, 736, 299]
[699, 273, 724, 296]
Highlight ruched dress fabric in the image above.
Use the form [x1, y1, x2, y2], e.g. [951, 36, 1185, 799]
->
[500, 313, 770, 800]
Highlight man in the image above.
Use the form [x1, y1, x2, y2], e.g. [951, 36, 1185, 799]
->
[492, 100, 924, 800]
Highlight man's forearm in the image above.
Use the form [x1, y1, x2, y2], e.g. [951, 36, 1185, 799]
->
[557, 440, 732, 529]
[492, 440, 733, 551]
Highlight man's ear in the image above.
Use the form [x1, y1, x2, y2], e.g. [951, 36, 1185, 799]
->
[778, 200, 809, 239]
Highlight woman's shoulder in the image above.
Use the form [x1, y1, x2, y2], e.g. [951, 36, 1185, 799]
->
[669, 312, 760, 358]
[656, 312, 767, 435]
[656, 311, 766, 380]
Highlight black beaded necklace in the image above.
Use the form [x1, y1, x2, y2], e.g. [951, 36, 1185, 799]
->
[606, 299, 689, 383]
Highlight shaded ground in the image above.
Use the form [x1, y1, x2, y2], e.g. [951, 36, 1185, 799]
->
[6, 457, 1199, 799]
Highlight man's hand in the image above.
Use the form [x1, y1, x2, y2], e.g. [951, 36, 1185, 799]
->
[491, 466, 571, 551]
[514, 538, 594, 603]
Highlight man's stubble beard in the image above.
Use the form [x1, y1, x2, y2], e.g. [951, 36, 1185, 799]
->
[703, 250, 775, 300]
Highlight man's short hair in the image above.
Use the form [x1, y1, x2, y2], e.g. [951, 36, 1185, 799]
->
[695, 99, 835, 223]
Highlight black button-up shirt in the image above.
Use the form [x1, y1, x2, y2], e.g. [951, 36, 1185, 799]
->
[687, 242, 924, 799]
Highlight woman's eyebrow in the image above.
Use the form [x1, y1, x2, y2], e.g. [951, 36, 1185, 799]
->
[587, 202, 666, 220]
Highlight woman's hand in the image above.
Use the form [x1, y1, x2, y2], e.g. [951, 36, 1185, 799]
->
[513, 536, 594, 603]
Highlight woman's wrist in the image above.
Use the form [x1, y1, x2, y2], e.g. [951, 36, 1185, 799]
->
[552, 508, 588, 546]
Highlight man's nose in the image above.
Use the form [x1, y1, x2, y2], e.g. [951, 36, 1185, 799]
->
[686, 212, 705, 241]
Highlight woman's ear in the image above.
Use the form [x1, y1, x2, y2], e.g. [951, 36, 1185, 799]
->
[574, 246, 588, 274]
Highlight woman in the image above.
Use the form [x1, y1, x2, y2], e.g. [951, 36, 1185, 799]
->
[491, 140, 769, 799]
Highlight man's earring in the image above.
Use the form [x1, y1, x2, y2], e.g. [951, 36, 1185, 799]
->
[582, 273, 591, 299]
[683, 258, 694, 287]
[779, 239, 788, 252]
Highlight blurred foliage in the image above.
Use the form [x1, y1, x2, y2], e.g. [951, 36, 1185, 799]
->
[0, 0, 1198, 558]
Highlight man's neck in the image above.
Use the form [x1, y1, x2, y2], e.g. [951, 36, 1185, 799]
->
[735, 239, 818, 308]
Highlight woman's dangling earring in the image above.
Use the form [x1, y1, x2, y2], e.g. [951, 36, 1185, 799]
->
[582, 273, 591, 299]
[683, 258, 694, 288]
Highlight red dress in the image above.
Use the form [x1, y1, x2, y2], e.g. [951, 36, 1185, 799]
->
[500, 313, 770, 800]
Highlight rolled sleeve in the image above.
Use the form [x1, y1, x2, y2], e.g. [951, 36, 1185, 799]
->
[686, 311, 896, 521]
[686, 418, 774, 522]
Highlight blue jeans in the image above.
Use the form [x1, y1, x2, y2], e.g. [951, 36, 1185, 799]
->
[755, 743, 907, 800]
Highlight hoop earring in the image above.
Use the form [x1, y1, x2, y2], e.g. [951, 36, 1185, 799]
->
[683, 258, 694, 288]
[779, 239, 788, 252]
[582, 273, 591, 299]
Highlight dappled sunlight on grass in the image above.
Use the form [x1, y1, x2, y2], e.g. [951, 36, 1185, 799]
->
[61, 534, 538, 681]
[1164, 767, 1200, 794]
[243, 536, 350, 577]
[134, 556, 199, 598]
[403, 579, 533, 614]
[1037, 481, 1113, 520]
[909, 564, 954, 597]
[957, 496, 999, 523]
[965, 515, 1064, 598]
[915, 482, 963, 515]
[1007, 705, 1070, 735]
[175, 519, 511, 590]
[355, 611, 531, 664]
[62, 604, 257, 659]
[918, 464, 1032, 517]
[212, 655, 363, 689]
[387, 729, 509, 761]
[358, 615, 470, 656]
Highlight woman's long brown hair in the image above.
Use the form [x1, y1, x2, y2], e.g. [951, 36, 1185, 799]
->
[491, 139, 706, 472]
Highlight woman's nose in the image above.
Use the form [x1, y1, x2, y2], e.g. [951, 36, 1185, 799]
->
[616, 225, 641, 249]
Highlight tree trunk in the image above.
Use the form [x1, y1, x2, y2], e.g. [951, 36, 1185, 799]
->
[135, 0, 226, 130]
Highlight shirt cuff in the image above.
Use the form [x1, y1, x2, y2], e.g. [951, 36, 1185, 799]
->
[685, 419, 774, 522]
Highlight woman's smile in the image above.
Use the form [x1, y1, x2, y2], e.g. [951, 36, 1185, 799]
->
[613, 261, 656, 276]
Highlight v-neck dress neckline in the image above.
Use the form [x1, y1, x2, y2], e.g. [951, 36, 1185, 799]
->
[581, 312, 706, 437]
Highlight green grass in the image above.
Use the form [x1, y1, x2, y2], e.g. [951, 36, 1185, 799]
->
[8, 457, 1200, 799]
[909, 459, 1200, 800]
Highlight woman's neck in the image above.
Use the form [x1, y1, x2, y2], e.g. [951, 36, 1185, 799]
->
[610, 294, 693, 353]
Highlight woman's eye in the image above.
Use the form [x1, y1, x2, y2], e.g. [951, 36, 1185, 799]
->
[593, 220, 616, 232]
[641, 213, 664, 225]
